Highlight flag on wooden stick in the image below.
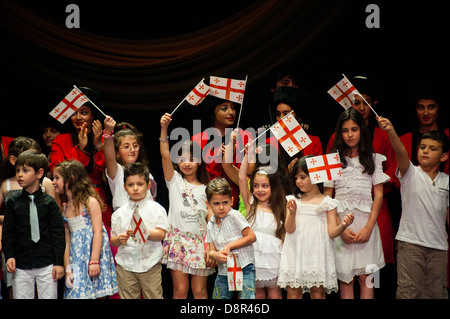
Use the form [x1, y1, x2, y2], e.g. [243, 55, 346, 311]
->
[306, 153, 343, 184]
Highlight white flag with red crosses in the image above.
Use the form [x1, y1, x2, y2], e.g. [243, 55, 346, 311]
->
[327, 76, 362, 109]
[130, 205, 148, 250]
[209, 76, 246, 104]
[270, 113, 312, 156]
[306, 153, 343, 184]
[185, 79, 210, 106]
[227, 252, 243, 291]
[49, 87, 89, 123]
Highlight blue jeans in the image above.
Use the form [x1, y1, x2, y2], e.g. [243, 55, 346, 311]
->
[212, 264, 255, 299]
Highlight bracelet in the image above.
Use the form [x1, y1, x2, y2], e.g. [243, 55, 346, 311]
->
[103, 129, 114, 135]
[89, 261, 100, 265]
[102, 133, 114, 140]
[159, 136, 169, 141]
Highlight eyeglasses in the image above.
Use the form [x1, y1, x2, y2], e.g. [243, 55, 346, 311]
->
[119, 144, 141, 151]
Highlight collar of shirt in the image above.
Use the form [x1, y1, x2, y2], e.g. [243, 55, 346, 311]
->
[128, 192, 152, 210]
[22, 187, 43, 200]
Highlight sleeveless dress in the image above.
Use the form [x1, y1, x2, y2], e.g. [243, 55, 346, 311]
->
[251, 209, 282, 288]
[64, 208, 118, 299]
[278, 196, 339, 294]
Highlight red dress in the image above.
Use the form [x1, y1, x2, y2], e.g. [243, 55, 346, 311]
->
[327, 127, 397, 263]
[192, 129, 252, 208]
[49, 133, 113, 230]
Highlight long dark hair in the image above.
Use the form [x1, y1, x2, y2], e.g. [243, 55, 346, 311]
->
[330, 108, 375, 175]
[175, 140, 210, 185]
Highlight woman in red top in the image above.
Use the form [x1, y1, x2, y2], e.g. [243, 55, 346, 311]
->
[327, 76, 397, 266]
[49, 87, 113, 230]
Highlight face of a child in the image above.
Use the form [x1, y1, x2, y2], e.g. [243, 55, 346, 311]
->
[208, 194, 233, 219]
[275, 103, 296, 122]
[295, 169, 313, 193]
[252, 174, 271, 204]
[416, 99, 439, 128]
[124, 174, 149, 202]
[352, 94, 374, 122]
[117, 136, 140, 165]
[177, 151, 200, 178]
[42, 127, 61, 147]
[417, 138, 446, 168]
[342, 119, 361, 151]
[52, 169, 65, 195]
[214, 101, 236, 128]
[16, 164, 42, 192]
[71, 105, 94, 132]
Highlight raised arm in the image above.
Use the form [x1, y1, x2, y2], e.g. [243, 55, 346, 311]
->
[377, 116, 410, 177]
[238, 142, 254, 212]
[160, 113, 175, 182]
[103, 115, 119, 180]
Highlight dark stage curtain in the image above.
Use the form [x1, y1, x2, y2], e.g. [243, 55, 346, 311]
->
[0, 0, 351, 114]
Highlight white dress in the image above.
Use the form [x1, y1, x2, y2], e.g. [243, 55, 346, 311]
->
[324, 154, 389, 284]
[278, 195, 339, 293]
[251, 209, 282, 287]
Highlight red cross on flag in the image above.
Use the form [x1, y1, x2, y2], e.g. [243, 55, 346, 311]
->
[49, 87, 88, 123]
[327, 76, 362, 109]
[306, 152, 343, 184]
[209, 76, 246, 104]
[130, 205, 148, 250]
[270, 113, 312, 157]
[185, 80, 210, 106]
[227, 252, 243, 291]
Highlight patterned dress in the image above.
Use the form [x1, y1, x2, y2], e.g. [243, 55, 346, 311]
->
[65, 208, 118, 299]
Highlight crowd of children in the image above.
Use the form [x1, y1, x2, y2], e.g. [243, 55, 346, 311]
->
[0, 74, 448, 300]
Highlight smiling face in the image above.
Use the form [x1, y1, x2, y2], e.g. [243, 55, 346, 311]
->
[252, 173, 271, 205]
[214, 101, 236, 129]
[177, 151, 200, 179]
[52, 168, 65, 195]
[117, 135, 140, 165]
[71, 105, 94, 132]
[416, 99, 439, 130]
[294, 169, 313, 193]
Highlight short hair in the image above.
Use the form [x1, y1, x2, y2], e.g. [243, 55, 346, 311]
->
[15, 149, 48, 182]
[123, 162, 150, 184]
[205, 178, 232, 201]
[421, 131, 449, 154]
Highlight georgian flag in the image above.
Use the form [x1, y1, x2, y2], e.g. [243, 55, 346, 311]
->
[306, 153, 343, 184]
[130, 205, 148, 250]
[270, 113, 312, 157]
[227, 252, 243, 291]
[209, 76, 246, 104]
[185, 80, 210, 106]
[49, 87, 88, 123]
[327, 76, 362, 109]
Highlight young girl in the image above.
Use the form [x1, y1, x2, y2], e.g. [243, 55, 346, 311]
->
[278, 157, 354, 299]
[53, 160, 118, 299]
[103, 115, 157, 211]
[239, 141, 286, 299]
[160, 113, 214, 299]
[324, 108, 389, 299]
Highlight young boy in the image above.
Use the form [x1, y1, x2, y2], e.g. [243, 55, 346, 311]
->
[1, 149, 65, 299]
[378, 116, 449, 299]
[205, 178, 257, 299]
[110, 162, 169, 299]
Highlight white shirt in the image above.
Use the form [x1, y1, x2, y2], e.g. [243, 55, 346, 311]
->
[396, 162, 449, 251]
[111, 194, 169, 272]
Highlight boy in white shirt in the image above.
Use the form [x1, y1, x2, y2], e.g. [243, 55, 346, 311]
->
[205, 178, 257, 299]
[110, 163, 169, 299]
[378, 116, 449, 299]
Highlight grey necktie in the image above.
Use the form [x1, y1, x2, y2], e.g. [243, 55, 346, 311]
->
[28, 195, 40, 243]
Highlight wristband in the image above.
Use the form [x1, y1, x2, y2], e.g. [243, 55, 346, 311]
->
[159, 136, 169, 141]
[89, 261, 100, 265]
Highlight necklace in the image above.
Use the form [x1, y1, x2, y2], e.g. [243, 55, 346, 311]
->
[259, 201, 271, 207]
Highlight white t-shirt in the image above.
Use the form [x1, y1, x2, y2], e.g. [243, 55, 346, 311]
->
[166, 171, 208, 236]
[111, 194, 169, 273]
[396, 162, 449, 251]
[106, 164, 155, 211]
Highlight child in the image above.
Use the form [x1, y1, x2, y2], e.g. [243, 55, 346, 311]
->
[278, 157, 354, 299]
[160, 113, 214, 299]
[1, 149, 65, 299]
[377, 116, 449, 299]
[205, 177, 257, 299]
[324, 109, 389, 299]
[103, 115, 157, 211]
[238, 141, 285, 299]
[53, 160, 118, 299]
[110, 162, 169, 299]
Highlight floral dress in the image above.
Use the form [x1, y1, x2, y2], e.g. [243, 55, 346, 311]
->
[65, 208, 118, 299]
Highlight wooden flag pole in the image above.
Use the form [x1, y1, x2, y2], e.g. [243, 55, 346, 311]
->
[235, 75, 248, 130]
[74, 85, 107, 118]
[342, 74, 379, 118]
